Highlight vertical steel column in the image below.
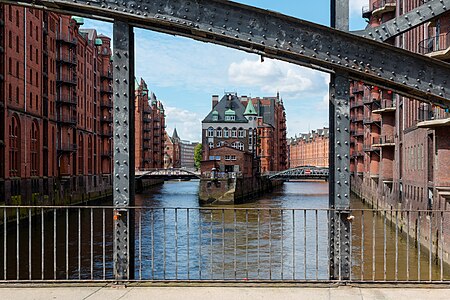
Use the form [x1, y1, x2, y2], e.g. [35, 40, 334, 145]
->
[329, 0, 351, 280]
[113, 20, 135, 281]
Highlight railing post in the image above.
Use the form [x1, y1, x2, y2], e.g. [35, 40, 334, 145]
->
[330, 0, 351, 281]
[113, 20, 135, 281]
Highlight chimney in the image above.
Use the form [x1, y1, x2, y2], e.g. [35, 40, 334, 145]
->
[212, 95, 219, 109]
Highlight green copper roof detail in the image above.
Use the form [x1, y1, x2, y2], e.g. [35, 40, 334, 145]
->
[212, 110, 219, 115]
[72, 16, 84, 25]
[94, 38, 103, 46]
[244, 100, 258, 116]
[135, 78, 140, 90]
[225, 109, 236, 116]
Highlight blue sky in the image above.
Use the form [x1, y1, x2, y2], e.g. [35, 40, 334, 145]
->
[84, 1, 368, 142]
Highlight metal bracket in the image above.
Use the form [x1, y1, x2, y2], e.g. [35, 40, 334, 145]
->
[113, 20, 135, 281]
[354, 0, 450, 42]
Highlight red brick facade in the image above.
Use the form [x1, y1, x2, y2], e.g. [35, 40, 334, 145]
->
[134, 78, 166, 170]
[0, 5, 112, 204]
[164, 129, 181, 169]
[353, 1, 450, 264]
[289, 128, 329, 168]
[201, 94, 287, 177]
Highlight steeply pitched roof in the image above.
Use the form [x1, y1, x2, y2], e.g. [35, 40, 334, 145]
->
[202, 94, 248, 123]
[172, 128, 180, 140]
[244, 99, 258, 116]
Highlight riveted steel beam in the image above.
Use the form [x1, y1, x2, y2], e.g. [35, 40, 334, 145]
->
[3, 0, 450, 107]
[112, 20, 135, 281]
[329, 0, 351, 281]
[355, 0, 450, 42]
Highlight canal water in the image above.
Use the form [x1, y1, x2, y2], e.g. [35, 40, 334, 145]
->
[1, 180, 449, 281]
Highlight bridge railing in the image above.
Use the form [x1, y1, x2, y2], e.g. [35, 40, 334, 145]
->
[1, 206, 449, 283]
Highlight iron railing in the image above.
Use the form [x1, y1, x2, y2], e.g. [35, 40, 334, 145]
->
[418, 32, 450, 55]
[1, 206, 449, 283]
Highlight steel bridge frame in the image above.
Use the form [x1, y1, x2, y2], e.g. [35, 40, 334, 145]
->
[2, 0, 450, 282]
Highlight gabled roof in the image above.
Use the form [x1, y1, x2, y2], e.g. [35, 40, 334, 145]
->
[202, 94, 248, 123]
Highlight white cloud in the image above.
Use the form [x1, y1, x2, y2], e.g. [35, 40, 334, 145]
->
[164, 106, 203, 142]
[228, 58, 329, 100]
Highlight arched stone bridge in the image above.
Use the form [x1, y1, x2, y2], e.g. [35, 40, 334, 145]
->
[268, 166, 329, 181]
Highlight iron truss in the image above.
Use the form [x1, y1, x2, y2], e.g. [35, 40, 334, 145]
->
[269, 166, 329, 180]
[355, 0, 450, 42]
[3, 0, 450, 107]
[137, 168, 200, 179]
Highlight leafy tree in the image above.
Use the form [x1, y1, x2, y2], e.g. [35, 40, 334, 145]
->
[194, 143, 203, 171]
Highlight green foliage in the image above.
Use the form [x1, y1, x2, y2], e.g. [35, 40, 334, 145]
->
[194, 143, 203, 171]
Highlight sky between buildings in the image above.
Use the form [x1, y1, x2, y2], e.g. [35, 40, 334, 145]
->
[84, 0, 369, 142]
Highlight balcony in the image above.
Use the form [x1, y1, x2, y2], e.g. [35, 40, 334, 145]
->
[57, 114, 77, 125]
[351, 149, 364, 158]
[57, 95, 77, 106]
[56, 53, 77, 65]
[363, 138, 380, 152]
[351, 99, 364, 108]
[363, 114, 381, 124]
[418, 33, 450, 59]
[372, 0, 396, 17]
[100, 71, 113, 80]
[363, 95, 380, 105]
[352, 84, 364, 94]
[352, 129, 364, 136]
[56, 75, 77, 85]
[143, 136, 151, 141]
[351, 115, 364, 123]
[143, 126, 151, 132]
[100, 86, 113, 94]
[417, 107, 450, 128]
[373, 99, 396, 114]
[100, 99, 113, 108]
[57, 143, 77, 152]
[143, 118, 151, 123]
[372, 135, 395, 147]
[56, 33, 77, 46]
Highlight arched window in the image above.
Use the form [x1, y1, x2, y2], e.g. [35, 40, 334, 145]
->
[207, 127, 214, 137]
[88, 135, 93, 174]
[238, 128, 245, 138]
[237, 142, 244, 151]
[78, 134, 84, 174]
[223, 127, 229, 138]
[216, 127, 222, 137]
[208, 142, 214, 149]
[9, 116, 20, 177]
[30, 121, 39, 176]
[231, 127, 237, 138]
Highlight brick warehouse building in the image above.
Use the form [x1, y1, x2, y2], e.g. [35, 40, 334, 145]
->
[134, 78, 166, 170]
[201, 93, 287, 176]
[289, 127, 329, 168]
[352, 1, 450, 263]
[0, 5, 113, 205]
